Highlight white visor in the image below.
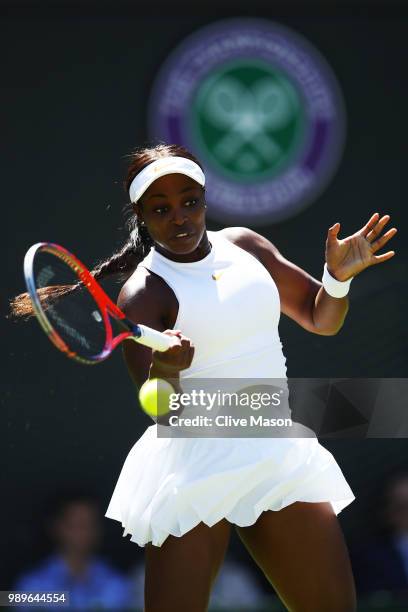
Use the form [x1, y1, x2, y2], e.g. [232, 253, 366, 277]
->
[129, 156, 205, 203]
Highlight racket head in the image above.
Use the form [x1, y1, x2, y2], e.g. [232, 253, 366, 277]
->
[24, 243, 131, 364]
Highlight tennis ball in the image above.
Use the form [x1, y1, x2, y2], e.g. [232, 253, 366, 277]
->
[139, 378, 174, 418]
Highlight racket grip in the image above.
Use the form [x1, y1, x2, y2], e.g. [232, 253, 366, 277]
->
[134, 324, 176, 352]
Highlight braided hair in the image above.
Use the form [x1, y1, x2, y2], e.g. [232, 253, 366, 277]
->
[9, 143, 203, 319]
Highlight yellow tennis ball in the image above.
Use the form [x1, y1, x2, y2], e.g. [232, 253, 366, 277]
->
[139, 378, 174, 418]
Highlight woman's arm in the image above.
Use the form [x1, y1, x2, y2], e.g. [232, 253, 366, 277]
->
[117, 269, 194, 424]
[222, 213, 396, 336]
[223, 226, 346, 335]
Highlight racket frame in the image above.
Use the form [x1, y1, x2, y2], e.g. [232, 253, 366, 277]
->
[24, 242, 144, 365]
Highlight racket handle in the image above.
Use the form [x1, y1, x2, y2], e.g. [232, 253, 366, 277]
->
[133, 324, 176, 352]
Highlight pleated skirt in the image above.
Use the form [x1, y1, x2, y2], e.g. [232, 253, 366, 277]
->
[105, 424, 354, 547]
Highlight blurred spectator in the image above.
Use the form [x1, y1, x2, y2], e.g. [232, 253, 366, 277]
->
[209, 557, 273, 610]
[351, 471, 408, 602]
[127, 563, 144, 610]
[128, 556, 270, 611]
[14, 489, 132, 610]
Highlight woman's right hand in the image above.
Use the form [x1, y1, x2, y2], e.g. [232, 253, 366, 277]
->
[150, 329, 195, 377]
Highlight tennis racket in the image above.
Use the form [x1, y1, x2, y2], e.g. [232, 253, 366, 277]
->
[23, 242, 176, 365]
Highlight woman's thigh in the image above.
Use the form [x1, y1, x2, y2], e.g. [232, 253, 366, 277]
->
[236, 502, 356, 612]
[144, 518, 231, 612]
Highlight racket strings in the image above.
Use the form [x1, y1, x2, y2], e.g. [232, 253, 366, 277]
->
[33, 251, 107, 360]
[36, 283, 80, 308]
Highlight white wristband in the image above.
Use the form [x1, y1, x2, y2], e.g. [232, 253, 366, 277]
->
[322, 263, 353, 298]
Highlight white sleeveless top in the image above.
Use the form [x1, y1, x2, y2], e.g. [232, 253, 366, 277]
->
[138, 230, 287, 382]
[106, 232, 355, 547]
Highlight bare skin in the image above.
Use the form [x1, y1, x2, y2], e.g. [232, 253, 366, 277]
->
[144, 519, 231, 612]
[236, 502, 356, 612]
[117, 171, 396, 611]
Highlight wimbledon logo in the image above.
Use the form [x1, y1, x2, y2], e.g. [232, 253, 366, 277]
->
[148, 19, 346, 225]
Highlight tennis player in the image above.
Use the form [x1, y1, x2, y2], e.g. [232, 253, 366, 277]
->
[99, 144, 395, 610]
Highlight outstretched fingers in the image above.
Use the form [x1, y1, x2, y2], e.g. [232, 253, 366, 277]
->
[371, 250, 396, 265]
[365, 214, 391, 242]
[327, 222, 341, 242]
[360, 212, 380, 238]
[371, 227, 398, 252]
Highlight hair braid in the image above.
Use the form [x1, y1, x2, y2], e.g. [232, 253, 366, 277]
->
[8, 143, 201, 319]
[92, 217, 153, 283]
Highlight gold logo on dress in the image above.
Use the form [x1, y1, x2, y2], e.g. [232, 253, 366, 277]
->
[212, 271, 224, 281]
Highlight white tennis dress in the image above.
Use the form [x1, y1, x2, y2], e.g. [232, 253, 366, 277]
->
[105, 230, 355, 547]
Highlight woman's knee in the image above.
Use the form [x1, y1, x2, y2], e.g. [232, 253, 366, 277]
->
[144, 519, 231, 611]
[236, 504, 356, 612]
[274, 575, 356, 612]
[308, 590, 356, 612]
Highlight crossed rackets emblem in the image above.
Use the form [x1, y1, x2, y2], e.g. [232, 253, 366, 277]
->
[201, 76, 297, 170]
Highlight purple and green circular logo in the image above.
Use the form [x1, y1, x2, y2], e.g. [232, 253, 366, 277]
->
[148, 19, 346, 225]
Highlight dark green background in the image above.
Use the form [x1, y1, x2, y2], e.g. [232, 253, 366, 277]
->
[2, 0, 407, 597]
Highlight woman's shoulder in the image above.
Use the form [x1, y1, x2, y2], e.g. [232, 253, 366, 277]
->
[216, 226, 266, 261]
[217, 227, 287, 276]
[117, 265, 177, 321]
[217, 226, 258, 242]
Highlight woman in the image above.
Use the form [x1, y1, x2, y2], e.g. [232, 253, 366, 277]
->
[12, 143, 397, 611]
[104, 143, 397, 612]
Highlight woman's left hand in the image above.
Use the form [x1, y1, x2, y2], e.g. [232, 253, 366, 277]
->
[325, 212, 397, 281]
